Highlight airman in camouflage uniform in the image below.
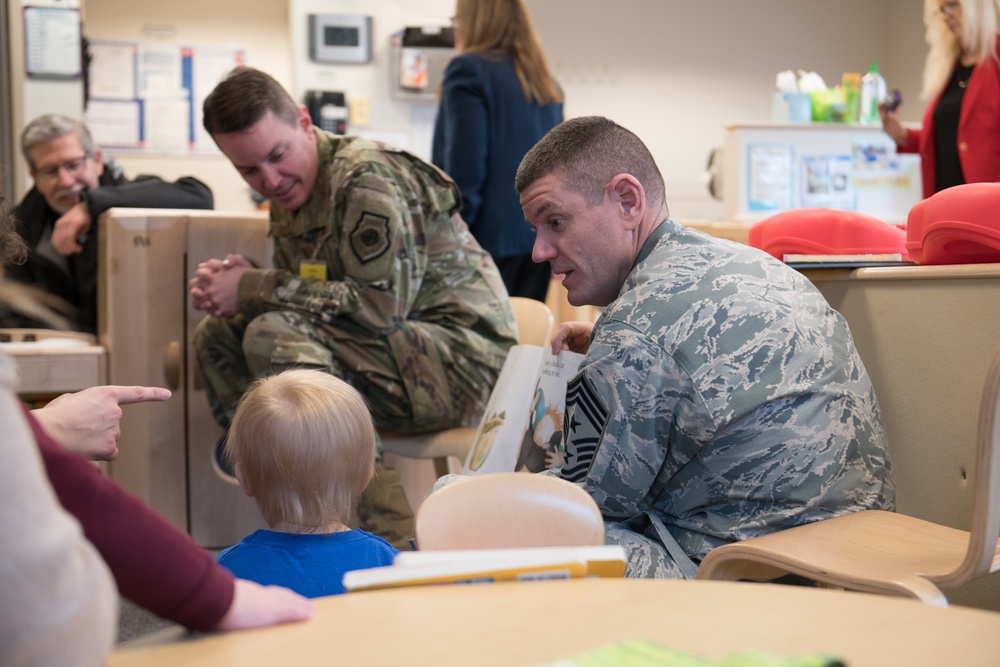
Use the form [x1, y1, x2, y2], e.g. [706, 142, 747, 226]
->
[190, 67, 517, 549]
[195, 130, 515, 433]
[516, 116, 894, 578]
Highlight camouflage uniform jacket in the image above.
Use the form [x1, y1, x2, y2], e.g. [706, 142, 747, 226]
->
[236, 129, 517, 427]
[560, 218, 895, 563]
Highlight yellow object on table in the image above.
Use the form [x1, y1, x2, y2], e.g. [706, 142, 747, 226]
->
[538, 639, 842, 667]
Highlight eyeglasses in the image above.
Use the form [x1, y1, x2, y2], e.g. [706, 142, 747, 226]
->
[939, 1, 961, 15]
[33, 155, 90, 182]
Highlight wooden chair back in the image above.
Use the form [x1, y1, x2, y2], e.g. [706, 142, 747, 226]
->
[696, 342, 1000, 605]
[508, 296, 555, 348]
[414, 472, 605, 550]
[943, 341, 1000, 587]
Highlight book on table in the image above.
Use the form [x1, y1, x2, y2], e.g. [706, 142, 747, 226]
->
[342, 545, 626, 593]
[783, 253, 904, 263]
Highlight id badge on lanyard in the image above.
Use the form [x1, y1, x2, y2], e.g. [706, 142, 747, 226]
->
[299, 260, 328, 280]
[299, 228, 332, 280]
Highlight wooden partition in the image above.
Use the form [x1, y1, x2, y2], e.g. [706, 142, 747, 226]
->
[99, 208, 271, 547]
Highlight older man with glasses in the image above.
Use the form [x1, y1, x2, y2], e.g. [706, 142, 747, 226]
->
[4, 114, 214, 332]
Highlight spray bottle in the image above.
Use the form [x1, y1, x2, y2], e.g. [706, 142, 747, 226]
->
[859, 59, 887, 124]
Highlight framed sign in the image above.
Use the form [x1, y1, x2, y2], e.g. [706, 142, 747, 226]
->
[24, 5, 82, 79]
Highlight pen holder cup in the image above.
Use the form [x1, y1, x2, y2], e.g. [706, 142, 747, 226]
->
[771, 92, 812, 123]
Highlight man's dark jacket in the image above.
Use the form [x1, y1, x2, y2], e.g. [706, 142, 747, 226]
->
[6, 162, 213, 332]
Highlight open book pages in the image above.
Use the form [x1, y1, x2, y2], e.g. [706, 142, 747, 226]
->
[342, 551, 591, 593]
[464, 344, 585, 475]
[393, 545, 627, 579]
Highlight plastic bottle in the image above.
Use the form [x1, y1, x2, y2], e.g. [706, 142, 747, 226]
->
[841, 72, 861, 123]
[859, 59, 887, 125]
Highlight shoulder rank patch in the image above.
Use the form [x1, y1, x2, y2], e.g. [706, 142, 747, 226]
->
[350, 211, 391, 264]
[560, 374, 609, 483]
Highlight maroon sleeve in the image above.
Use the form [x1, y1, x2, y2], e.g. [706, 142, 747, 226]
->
[25, 406, 235, 631]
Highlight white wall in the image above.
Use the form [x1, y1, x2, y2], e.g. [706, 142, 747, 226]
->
[79, 0, 290, 212]
[528, 0, 928, 219]
[286, 0, 929, 220]
[289, 0, 453, 160]
[886, 0, 932, 105]
[11, 0, 929, 218]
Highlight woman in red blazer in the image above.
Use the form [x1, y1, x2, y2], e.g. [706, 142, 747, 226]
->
[880, 0, 1000, 198]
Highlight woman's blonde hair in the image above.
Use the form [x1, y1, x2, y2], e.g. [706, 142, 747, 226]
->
[921, 0, 1000, 100]
[227, 369, 377, 531]
[454, 0, 563, 105]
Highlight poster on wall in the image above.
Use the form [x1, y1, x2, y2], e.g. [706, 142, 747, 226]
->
[85, 39, 245, 155]
[746, 143, 794, 213]
[800, 154, 855, 210]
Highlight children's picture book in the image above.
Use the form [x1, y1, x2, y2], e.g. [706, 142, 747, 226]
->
[463, 344, 585, 475]
[342, 552, 588, 593]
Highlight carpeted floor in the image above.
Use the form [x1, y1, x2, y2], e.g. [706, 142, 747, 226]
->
[116, 548, 228, 643]
[117, 597, 178, 643]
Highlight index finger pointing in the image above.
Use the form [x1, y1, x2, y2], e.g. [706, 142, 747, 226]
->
[107, 385, 172, 405]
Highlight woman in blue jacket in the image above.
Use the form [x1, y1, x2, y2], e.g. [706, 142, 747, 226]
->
[433, 0, 563, 302]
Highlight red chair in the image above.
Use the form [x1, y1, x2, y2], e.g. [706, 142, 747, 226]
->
[906, 183, 1000, 265]
[749, 208, 908, 262]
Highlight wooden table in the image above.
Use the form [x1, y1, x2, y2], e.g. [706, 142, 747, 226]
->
[1, 329, 106, 398]
[111, 578, 1000, 666]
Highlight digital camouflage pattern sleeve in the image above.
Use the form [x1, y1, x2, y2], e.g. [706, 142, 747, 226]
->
[560, 219, 894, 574]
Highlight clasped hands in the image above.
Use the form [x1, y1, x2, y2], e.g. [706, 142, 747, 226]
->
[189, 254, 252, 318]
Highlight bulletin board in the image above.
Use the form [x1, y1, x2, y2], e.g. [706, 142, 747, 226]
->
[84, 40, 246, 155]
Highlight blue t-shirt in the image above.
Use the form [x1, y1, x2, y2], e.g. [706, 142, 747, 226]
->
[217, 528, 398, 597]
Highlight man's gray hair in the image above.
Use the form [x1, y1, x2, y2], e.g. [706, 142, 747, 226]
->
[21, 114, 96, 169]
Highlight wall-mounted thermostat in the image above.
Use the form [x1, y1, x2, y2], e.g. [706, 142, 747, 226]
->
[308, 14, 372, 64]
